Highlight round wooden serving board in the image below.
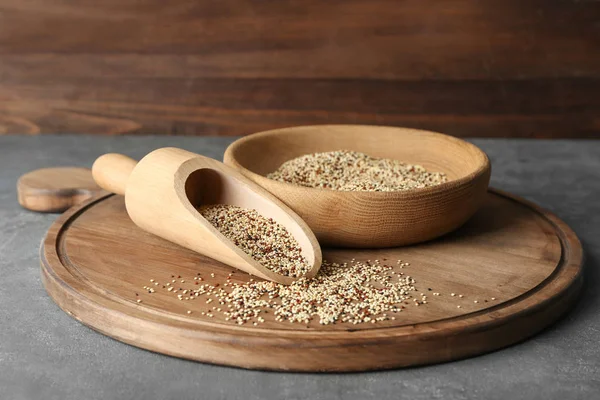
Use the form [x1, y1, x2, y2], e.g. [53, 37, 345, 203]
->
[41, 189, 583, 372]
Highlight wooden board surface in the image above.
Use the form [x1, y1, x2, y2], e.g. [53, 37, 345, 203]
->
[40, 189, 584, 371]
[1, 0, 599, 138]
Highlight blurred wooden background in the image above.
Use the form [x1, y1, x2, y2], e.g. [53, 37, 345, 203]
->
[0, 0, 599, 137]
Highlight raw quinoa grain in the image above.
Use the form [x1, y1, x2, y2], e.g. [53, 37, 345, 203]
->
[198, 204, 311, 278]
[267, 150, 447, 192]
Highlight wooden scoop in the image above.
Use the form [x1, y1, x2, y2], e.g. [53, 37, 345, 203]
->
[92, 147, 322, 285]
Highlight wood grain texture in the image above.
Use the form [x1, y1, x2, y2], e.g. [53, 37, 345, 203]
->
[91, 148, 321, 284]
[17, 167, 103, 212]
[1, 0, 599, 137]
[225, 125, 491, 247]
[40, 189, 583, 371]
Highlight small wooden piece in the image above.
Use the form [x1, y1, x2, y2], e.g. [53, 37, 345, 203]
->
[40, 189, 583, 371]
[224, 125, 492, 248]
[17, 167, 103, 212]
[91, 148, 322, 284]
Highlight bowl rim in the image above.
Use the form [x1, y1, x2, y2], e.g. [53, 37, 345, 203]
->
[224, 124, 491, 199]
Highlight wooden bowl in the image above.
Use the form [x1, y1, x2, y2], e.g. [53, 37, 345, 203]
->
[224, 125, 491, 248]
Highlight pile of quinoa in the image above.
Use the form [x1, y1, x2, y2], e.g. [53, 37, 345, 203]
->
[198, 204, 311, 278]
[221, 259, 417, 325]
[267, 150, 448, 191]
[141, 258, 423, 326]
[138, 261, 499, 326]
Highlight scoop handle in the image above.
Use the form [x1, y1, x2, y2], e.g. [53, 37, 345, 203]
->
[92, 153, 137, 196]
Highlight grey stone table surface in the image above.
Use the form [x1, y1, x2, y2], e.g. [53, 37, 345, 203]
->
[0, 135, 599, 400]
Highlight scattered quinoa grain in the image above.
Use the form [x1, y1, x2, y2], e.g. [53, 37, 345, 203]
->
[138, 258, 496, 326]
[154, 259, 423, 326]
